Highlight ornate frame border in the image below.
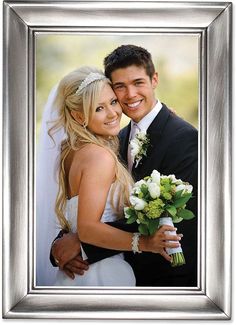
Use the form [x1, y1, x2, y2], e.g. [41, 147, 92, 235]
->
[2, 1, 232, 319]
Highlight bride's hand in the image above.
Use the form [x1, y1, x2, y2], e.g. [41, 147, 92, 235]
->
[144, 225, 183, 262]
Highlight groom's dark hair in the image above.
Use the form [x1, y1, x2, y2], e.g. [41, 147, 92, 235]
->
[104, 44, 155, 80]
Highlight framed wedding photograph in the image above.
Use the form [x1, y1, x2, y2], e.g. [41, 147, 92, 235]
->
[2, 0, 232, 320]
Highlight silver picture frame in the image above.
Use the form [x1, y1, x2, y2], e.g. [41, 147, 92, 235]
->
[2, 0, 232, 320]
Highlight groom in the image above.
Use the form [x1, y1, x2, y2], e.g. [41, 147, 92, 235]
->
[51, 45, 198, 286]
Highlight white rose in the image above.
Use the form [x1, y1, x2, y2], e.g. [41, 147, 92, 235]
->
[168, 174, 177, 183]
[130, 196, 147, 210]
[132, 180, 146, 194]
[175, 184, 186, 192]
[185, 184, 193, 193]
[161, 175, 169, 180]
[151, 170, 160, 184]
[124, 207, 130, 219]
[134, 179, 146, 188]
[148, 182, 160, 199]
[176, 184, 193, 194]
[130, 140, 140, 157]
[175, 179, 183, 185]
[146, 178, 152, 184]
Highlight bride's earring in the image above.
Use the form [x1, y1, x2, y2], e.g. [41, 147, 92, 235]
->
[82, 121, 87, 129]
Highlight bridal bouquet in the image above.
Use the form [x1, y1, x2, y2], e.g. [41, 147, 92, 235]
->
[124, 170, 195, 267]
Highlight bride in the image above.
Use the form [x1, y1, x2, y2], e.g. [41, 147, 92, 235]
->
[38, 66, 181, 286]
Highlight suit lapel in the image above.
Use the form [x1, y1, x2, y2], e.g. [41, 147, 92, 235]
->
[119, 122, 131, 165]
[147, 103, 170, 144]
[132, 104, 170, 175]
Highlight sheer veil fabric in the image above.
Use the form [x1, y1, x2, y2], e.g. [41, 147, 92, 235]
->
[36, 85, 65, 285]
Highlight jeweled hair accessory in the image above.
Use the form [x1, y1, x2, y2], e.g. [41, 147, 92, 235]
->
[76, 72, 106, 93]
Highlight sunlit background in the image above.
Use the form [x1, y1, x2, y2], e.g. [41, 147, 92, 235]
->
[36, 34, 199, 140]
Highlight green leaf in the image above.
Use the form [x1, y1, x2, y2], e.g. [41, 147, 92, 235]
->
[147, 219, 160, 236]
[174, 189, 184, 199]
[173, 193, 192, 208]
[177, 209, 195, 220]
[138, 192, 144, 199]
[138, 224, 149, 236]
[172, 215, 183, 223]
[126, 214, 137, 224]
[137, 212, 149, 225]
[125, 208, 135, 216]
[141, 184, 149, 195]
[166, 205, 177, 217]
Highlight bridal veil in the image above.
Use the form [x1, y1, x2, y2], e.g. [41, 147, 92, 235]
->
[36, 85, 65, 285]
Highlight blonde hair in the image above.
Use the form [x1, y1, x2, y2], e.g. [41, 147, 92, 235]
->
[49, 66, 133, 231]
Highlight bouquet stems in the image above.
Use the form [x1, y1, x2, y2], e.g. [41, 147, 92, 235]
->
[159, 216, 186, 267]
[170, 252, 186, 267]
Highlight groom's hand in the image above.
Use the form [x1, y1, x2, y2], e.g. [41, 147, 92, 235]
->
[62, 256, 89, 279]
[51, 232, 82, 268]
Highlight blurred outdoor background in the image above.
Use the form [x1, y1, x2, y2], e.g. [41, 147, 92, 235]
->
[36, 34, 199, 141]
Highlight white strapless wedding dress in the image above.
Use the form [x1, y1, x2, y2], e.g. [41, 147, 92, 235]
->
[54, 186, 136, 287]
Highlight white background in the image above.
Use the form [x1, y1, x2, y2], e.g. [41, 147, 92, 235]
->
[0, 0, 235, 324]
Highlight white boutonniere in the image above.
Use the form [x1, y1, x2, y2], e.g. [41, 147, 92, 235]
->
[130, 131, 150, 168]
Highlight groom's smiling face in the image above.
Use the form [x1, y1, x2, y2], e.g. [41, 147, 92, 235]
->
[110, 65, 158, 123]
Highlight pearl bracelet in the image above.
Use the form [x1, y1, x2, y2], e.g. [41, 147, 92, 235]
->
[131, 233, 142, 254]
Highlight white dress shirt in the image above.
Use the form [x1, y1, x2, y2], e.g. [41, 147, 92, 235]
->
[127, 100, 162, 171]
[129, 99, 162, 135]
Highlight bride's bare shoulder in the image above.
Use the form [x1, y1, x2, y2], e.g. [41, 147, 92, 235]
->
[75, 143, 115, 167]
